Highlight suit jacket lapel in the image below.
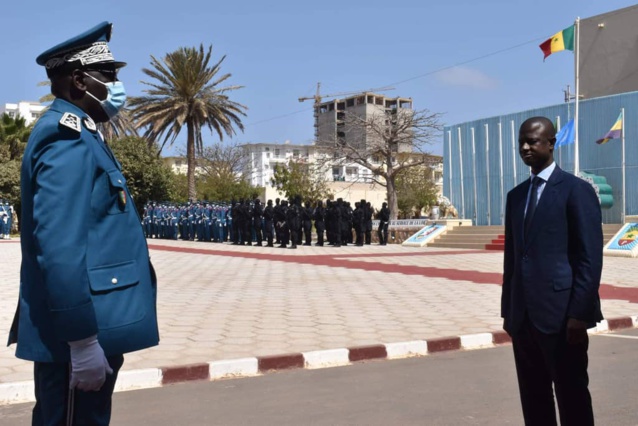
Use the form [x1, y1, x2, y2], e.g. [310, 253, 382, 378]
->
[513, 182, 529, 248]
[524, 166, 564, 249]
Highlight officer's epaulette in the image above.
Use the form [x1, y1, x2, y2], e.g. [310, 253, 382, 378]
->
[59, 112, 81, 132]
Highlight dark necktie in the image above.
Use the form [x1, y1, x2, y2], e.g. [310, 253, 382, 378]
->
[524, 176, 542, 239]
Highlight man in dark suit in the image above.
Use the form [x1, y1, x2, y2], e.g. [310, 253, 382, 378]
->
[502, 117, 603, 426]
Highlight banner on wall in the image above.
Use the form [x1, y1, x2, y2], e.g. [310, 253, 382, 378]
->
[604, 223, 638, 257]
[402, 224, 447, 247]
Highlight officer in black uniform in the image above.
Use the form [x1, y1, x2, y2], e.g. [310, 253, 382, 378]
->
[364, 200, 373, 245]
[332, 199, 342, 248]
[253, 198, 263, 246]
[302, 200, 313, 246]
[313, 200, 325, 246]
[278, 200, 289, 248]
[378, 202, 390, 245]
[286, 197, 301, 249]
[353, 202, 365, 246]
[274, 198, 282, 245]
[263, 199, 275, 247]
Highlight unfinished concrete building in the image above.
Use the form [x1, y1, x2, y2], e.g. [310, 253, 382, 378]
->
[315, 93, 414, 152]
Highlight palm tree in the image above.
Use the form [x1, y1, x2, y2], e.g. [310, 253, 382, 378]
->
[0, 113, 31, 160]
[128, 44, 247, 200]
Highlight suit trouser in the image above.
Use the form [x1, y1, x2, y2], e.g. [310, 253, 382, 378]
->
[32, 355, 124, 426]
[512, 316, 593, 426]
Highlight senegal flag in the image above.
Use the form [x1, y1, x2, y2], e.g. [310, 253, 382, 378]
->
[539, 26, 575, 60]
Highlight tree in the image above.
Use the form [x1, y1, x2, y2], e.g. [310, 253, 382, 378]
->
[0, 113, 32, 218]
[109, 136, 177, 214]
[395, 165, 439, 218]
[318, 108, 442, 220]
[196, 141, 260, 201]
[270, 159, 333, 202]
[129, 44, 247, 201]
[0, 113, 30, 161]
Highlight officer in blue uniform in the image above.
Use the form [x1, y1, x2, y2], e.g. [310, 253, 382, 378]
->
[0, 200, 8, 239]
[7, 22, 159, 425]
[5, 201, 12, 239]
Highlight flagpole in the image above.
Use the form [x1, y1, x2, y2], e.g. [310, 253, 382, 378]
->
[458, 127, 465, 219]
[574, 17, 581, 176]
[621, 107, 626, 223]
[485, 123, 491, 225]
[471, 127, 478, 224]
[447, 130, 453, 206]
[511, 120, 517, 185]
[498, 122, 504, 225]
[556, 115, 562, 169]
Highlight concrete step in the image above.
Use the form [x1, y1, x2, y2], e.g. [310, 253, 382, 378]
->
[427, 242, 492, 250]
[447, 227, 504, 235]
[435, 235, 500, 243]
[427, 224, 622, 251]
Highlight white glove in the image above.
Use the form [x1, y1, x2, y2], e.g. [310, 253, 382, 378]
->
[68, 336, 113, 391]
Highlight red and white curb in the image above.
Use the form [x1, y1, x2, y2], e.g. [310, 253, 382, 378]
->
[1, 315, 636, 405]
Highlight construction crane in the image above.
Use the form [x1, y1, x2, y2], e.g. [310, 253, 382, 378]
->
[298, 82, 395, 140]
[298, 82, 394, 107]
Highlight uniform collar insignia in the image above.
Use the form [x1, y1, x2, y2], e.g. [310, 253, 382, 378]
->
[83, 116, 97, 132]
[59, 112, 81, 132]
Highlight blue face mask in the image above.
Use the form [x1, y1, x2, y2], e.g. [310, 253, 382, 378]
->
[85, 73, 127, 119]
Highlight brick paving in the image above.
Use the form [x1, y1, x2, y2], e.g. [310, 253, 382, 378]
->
[1, 238, 637, 384]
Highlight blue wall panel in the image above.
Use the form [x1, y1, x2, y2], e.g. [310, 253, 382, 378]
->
[444, 91, 638, 224]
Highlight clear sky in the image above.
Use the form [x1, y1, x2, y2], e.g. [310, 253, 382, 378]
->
[2, 0, 636, 155]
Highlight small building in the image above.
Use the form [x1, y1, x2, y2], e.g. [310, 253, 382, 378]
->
[1, 101, 47, 125]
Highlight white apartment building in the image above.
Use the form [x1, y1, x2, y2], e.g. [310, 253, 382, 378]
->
[240, 141, 443, 209]
[163, 156, 205, 175]
[1, 101, 47, 125]
[241, 141, 376, 188]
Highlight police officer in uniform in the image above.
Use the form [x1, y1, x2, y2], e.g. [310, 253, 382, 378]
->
[301, 200, 313, 246]
[8, 22, 159, 425]
[252, 199, 263, 246]
[378, 202, 390, 245]
[263, 199, 275, 247]
[313, 200, 325, 246]
[353, 202, 365, 246]
[364, 201, 373, 245]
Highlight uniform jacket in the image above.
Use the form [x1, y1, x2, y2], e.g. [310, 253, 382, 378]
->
[8, 98, 159, 362]
[501, 166, 603, 335]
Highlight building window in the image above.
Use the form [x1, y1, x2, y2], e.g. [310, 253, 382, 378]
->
[293, 149, 300, 157]
[265, 147, 270, 151]
[274, 149, 280, 157]
[266, 153, 270, 158]
[346, 167, 358, 176]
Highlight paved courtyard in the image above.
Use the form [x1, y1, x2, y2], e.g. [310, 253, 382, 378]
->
[1, 238, 637, 384]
